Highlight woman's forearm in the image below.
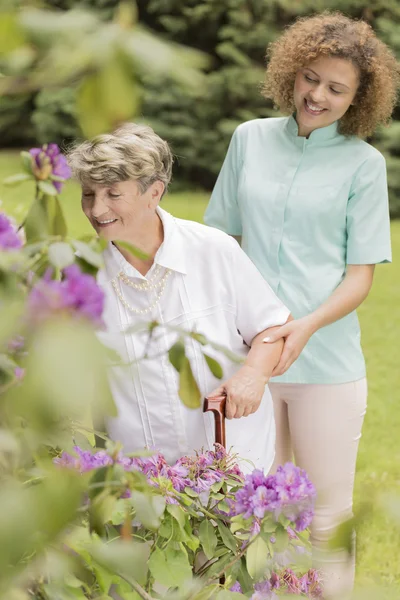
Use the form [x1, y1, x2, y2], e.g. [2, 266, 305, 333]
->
[307, 264, 375, 334]
[244, 325, 286, 381]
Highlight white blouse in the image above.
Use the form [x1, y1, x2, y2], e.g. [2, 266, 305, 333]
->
[97, 208, 290, 472]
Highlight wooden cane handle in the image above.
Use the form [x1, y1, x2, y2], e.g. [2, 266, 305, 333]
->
[203, 395, 226, 449]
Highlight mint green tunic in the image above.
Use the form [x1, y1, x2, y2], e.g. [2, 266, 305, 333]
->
[204, 116, 392, 384]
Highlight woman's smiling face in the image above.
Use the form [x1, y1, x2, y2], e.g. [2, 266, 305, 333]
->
[293, 55, 360, 137]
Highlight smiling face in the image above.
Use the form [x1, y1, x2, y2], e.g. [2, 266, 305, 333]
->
[81, 179, 164, 243]
[293, 55, 360, 137]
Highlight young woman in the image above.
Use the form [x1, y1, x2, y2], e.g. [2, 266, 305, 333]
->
[205, 12, 399, 599]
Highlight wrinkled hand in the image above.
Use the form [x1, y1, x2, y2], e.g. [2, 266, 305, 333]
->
[264, 317, 315, 377]
[208, 365, 267, 419]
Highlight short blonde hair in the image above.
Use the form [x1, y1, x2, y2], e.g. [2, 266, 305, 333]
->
[262, 12, 400, 138]
[67, 123, 173, 195]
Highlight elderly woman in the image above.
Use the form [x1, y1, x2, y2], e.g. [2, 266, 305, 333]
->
[68, 123, 290, 470]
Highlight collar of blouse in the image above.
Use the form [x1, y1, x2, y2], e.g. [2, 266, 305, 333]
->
[286, 114, 340, 146]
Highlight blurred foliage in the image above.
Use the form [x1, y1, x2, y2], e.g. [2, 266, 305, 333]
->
[0, 0, 400, 215]
[0, 147, 320, 600]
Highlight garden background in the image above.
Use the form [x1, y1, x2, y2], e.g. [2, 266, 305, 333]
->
[1, 0, 399, 596]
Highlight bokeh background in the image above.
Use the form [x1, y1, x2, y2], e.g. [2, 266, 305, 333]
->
[0, 1, 399, 595]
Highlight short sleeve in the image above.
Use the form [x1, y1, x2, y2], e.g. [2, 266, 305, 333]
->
[204, 127, 243, 235]
[228, 237, 290, 345]
[346, 151, 392, 264]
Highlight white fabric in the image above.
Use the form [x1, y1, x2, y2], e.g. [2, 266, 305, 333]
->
[97, 207, 290, 471]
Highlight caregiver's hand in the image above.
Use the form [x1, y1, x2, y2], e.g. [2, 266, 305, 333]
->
[264, 317, 315, 376]
[208, 365, 267, 420]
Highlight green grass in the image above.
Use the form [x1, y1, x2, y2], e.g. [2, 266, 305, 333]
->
[1, 151, 400, 593]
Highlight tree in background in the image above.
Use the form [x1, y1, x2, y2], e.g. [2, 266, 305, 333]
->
[0, 0, 399, 215]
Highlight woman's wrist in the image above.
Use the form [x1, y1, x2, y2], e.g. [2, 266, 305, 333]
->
[239, 363, 269, 385]
[304, 312, 321, 335]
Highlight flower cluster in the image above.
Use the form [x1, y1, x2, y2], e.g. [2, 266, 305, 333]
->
[231, 568, 322, 599]
[0, 213, 22, 251]
[234, 463, 316, 531]
[55, 443, 243, 503]
[30, 143, 71, 192]
[28, 264, 104, 327]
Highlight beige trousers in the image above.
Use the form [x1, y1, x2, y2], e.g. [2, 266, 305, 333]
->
[269, 379, 367, 600]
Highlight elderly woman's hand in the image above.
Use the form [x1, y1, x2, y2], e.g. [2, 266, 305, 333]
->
[208, 365, 268, 419]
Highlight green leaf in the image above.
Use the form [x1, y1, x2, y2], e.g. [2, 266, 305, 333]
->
[77, 56, 140, 138]
[178, 355, 201, 409]
[204, 353, 223, 379]
[184, 486, 199, 498]
[0, 13, 25, 55]
[25, 197, 49, 242]
[191, 332, 207, 345]
[262, 518, 277, 534]
[168, 340, 186, 371]
[167, 504, 186, 528]
[115, 240, 148, 261]
[201, 551, 231, 579]
[199, 519, 218, 560]
[88, 467, 109, 501]
[0, 470, 84, 575]
[130, 491, 165, 530]
[72, 239, 104, 269]
[20, 151, 34, 174]
[3, 172, 33, 186]
[273, 525, 289, 553]
[246, 535, 269, 580]
[89, 539, 149, 585]
[148, 545, 192, 589]
[53, 197, 68, 237]
[217, 521, 237, 553]
[216, 591, 245, 599]
[89, 492, 117, 537]
[39, 180, 58, 196]
[189, 585, 220, 600]
[48, 241, 75, 270]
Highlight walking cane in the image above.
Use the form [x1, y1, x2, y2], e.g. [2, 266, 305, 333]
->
[203, 394, 226, 448]
[203, 394, 227, 586]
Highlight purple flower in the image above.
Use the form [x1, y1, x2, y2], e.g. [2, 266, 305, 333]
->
[0, 213, 22, 250]
[270, 572, 280, 589]
[54, 446, 113, 473]
[14, 366, 25, 381]
[74, 446, 113, 472]
[295, 509, 314, 532]
[305, 568, 323, 598]
[282, 568, 302, 594]
[54, 451, 79, 469]
[233, 462, 315, 532]
[163, 464, 191, 492]
[30, 143, 71, 192]
[7, 335, 25, 354]
[250, 519, 261, 537]
[251, 580, 276, 600]
[28, 264, 104, 327]
[230, 582, 242, 593]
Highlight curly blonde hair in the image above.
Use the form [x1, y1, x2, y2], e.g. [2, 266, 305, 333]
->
[262, 12, 400, 137]
[67, 123, 173, 196]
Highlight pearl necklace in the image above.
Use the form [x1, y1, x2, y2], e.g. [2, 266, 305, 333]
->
[111, 268, 172, 315]
[117, 265, 163, 291]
